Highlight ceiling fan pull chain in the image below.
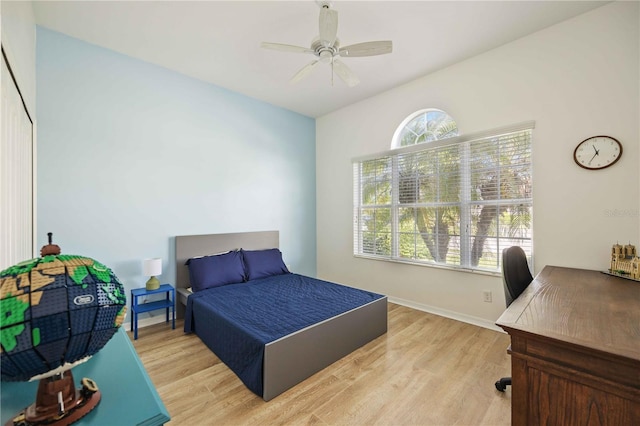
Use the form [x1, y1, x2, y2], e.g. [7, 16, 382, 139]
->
[331, 59, 334, 86]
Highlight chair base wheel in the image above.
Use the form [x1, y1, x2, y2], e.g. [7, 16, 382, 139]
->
[495, 377, 511, 392]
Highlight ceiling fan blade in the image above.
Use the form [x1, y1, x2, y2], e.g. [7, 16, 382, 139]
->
[332, 58, 360, 87]
[339, 41, 393, 57]
[290, 60, 320, 84]
[261, 42, 311, 54]
[319, 7, 338, 47]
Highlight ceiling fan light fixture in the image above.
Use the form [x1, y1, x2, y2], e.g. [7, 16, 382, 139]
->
[261, 2, 392, 87]
[319, 50, 333, 63]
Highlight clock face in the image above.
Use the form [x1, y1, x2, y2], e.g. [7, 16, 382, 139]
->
[573, 136, 622, 170]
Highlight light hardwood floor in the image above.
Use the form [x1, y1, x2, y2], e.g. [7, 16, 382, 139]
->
[128, 303, 512, 425]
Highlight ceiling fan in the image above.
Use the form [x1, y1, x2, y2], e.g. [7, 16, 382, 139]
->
[260, 1, 392, 87]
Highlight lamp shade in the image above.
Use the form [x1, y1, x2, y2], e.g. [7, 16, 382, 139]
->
[143, 258, 162, 277]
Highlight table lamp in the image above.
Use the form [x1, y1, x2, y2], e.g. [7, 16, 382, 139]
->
[143, 258, 162, 290]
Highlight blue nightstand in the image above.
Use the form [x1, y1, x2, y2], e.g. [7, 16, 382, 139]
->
[130, 284, 175, 340]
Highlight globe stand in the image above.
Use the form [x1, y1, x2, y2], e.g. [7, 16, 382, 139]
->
[5, 371, 101, 426]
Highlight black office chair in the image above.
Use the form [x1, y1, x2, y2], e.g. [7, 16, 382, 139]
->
[495, 246, 533, 392]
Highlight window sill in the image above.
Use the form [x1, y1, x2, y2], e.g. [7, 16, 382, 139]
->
[353, 254, 502, 277]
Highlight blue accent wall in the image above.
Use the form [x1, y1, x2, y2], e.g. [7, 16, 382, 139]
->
[36, 27, 316, 300]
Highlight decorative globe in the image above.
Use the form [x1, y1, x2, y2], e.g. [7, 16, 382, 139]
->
[0, 250, 126, 382]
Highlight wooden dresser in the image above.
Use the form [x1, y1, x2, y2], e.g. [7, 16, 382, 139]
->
[496, 266, 640, 425]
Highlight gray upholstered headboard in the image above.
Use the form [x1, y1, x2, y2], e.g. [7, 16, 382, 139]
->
[174, 231, 279, 311]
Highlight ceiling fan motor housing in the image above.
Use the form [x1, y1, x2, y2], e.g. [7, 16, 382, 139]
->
[311, 38, 339, 62]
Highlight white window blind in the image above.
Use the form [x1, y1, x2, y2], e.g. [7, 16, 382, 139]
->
[353, 124, 533, 272]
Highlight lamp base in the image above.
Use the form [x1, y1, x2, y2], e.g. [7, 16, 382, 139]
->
[145, 276, 160, 290]
[5, 371, 100, 426]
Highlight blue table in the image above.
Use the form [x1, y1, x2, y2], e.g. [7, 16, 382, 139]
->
[1, 327, 170, 426]
[131, 284, 175, 340]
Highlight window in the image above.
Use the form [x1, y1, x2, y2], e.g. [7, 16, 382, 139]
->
[392, 109, 459, 148]
[353, 118, 533, 273]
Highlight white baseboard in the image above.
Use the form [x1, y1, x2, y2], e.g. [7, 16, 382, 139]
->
[128, 297, 502, 333]
[387, 296, 505, 333]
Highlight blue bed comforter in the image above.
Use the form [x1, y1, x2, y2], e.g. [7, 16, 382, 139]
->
[184, 273, 384, 397]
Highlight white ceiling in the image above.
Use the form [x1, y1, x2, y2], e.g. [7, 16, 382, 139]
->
[32, 1, 608, 118]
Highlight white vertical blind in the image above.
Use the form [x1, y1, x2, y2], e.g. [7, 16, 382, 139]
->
[1, 52, 34, 270]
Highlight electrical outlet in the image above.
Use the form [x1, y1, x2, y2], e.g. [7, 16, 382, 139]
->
[482, 290, 492, 303]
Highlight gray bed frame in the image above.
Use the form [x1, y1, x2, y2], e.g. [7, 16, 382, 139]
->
[174, 231, 388, 401]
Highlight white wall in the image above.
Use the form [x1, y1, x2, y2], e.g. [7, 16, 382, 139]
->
[0, 1, 36, 115]
[316, 1, 640, 327]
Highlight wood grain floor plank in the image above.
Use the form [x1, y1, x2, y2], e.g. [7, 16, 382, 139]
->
[128, 303, 511, 425]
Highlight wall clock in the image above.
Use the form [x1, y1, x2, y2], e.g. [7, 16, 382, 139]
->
[573, 135, 622, 170]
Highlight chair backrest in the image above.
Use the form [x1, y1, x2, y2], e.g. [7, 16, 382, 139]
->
[502, 246, 533, 307]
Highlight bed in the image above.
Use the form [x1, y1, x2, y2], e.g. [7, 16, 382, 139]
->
[175, 231, 388, 401]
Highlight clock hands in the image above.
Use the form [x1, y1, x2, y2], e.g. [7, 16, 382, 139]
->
[588, 144, 600, 165]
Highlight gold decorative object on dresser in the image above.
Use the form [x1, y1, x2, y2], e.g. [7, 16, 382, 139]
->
[609, 242, 640, 280]
[497, 266, 640, 425]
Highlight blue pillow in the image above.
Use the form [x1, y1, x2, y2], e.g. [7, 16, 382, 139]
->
[186, 250, 246, 292]
[241, 248, 290, 281]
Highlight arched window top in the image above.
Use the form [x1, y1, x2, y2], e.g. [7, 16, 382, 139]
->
[392, 109, 459, 149]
